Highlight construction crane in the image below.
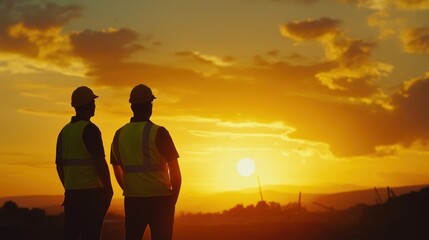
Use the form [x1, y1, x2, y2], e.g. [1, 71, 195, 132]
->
[387, 186, 397, 200]
[312, 201, 334, 212]
[257, 176, 264, 202]
[374, 187, 383, 204]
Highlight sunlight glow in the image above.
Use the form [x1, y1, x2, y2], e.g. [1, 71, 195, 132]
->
[237, 158, 255, 177]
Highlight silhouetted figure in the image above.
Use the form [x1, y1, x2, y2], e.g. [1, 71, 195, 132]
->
[56, 86, 113, 240]
[111, 84, 182, 240]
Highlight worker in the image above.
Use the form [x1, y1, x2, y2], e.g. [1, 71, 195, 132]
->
[56, 86, 113, 240]
[111, 84, 182, 240]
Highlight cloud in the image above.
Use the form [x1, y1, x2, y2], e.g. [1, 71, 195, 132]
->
[337, 0, 390, 10]
[277, 72, 429, 157]
[68, 29, 208, 88]
[175, 51, 235, 67]
[401, 27, 429, 53]
[156, 115, 294, 131]
[280, 18, 341, 41]
[206, 147, 270, 152]
[0, 1, 85, 75]
[320, 75, 382, 98]
[280, 18, 392, 95]
[390, 73, 429, 144]
[0, 52, 87, 76]
[16, 108, 70, 118]
[1, 0, 81, 30]
[166, 69, 429, 157]
[153, 62, 392, 157]
[217, 121, 293, 131]
[0, 2, 172, 83]
[168, 65, 424, 158]
[394, 0, 429, 9]
[338, 0, 429, 10]
[189, 130, 284, 139]
[0, 0, 81, 54]
[155, 115, 220, 124]
[84, 61, 204, 87]
[315, 60, 392, 93]
[366, 10, 398, 40]
[316, 38, 393, 94]
[252, 50, 310, 66]
[218, 57, 337, 102]
[274, 94, 395, 156]
[339, 40, 375, 66]
[69, 28, 144, 64]
[269, 0, 319, 4]
[20, 92, 53, 100]
[0, 1, 226, 91]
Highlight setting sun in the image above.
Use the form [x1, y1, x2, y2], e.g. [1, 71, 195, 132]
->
[236, 158, 256, 177]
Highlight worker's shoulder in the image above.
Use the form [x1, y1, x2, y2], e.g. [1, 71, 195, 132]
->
[152, 122, 167, 133]
[85, 121, 100, 129]
[115, 122, 133, 131]
[84, 121, 101, 134]
[154, 125, 173, 140]
[112, 122, 133, 137]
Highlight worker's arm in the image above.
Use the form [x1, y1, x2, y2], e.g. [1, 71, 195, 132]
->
[84, 124, 113, 196]
[168, 157, 181, 204]
[110, 130, 124, 189]
[94, 156, 113, 197]
[112, 165, 124, 189]
[56, 164, 65, 186]
[55, 131, 65, 187]
[156, 127, 181, 204]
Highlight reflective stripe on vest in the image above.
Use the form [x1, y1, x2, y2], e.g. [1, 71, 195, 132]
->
[116, 121, 172, 197]
[61, 121, 103, 190]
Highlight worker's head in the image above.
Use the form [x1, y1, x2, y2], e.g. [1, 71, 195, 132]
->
[71, 86, 98, 117]
[129, 84, 156, 104]
[129, 84, 156, 119]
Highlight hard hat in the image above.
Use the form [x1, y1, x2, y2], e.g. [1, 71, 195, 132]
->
[129, 84, 156, 104]
[71, 86, 98, 107]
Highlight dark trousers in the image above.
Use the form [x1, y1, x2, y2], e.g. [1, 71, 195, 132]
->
[124, 196, 175, 240]
[64, 188, 112, 240]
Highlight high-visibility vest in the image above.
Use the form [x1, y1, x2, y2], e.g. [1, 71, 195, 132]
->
[61, 121, 103, 190]
[114, 121, 172, 197]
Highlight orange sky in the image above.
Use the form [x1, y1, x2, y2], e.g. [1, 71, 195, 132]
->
[1, 0, 429, 211]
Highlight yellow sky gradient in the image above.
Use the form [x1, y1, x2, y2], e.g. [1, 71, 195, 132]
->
[1, 0, 429, 211]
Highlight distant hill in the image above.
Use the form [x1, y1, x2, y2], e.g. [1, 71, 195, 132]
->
[310, 184, 429, 211]
[177, 184, 429, 213]
[1, 184, 427, 215]
[178, 190, 307, 213]
[246, 183, 367, 194]
[175, 184, 365, 213]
